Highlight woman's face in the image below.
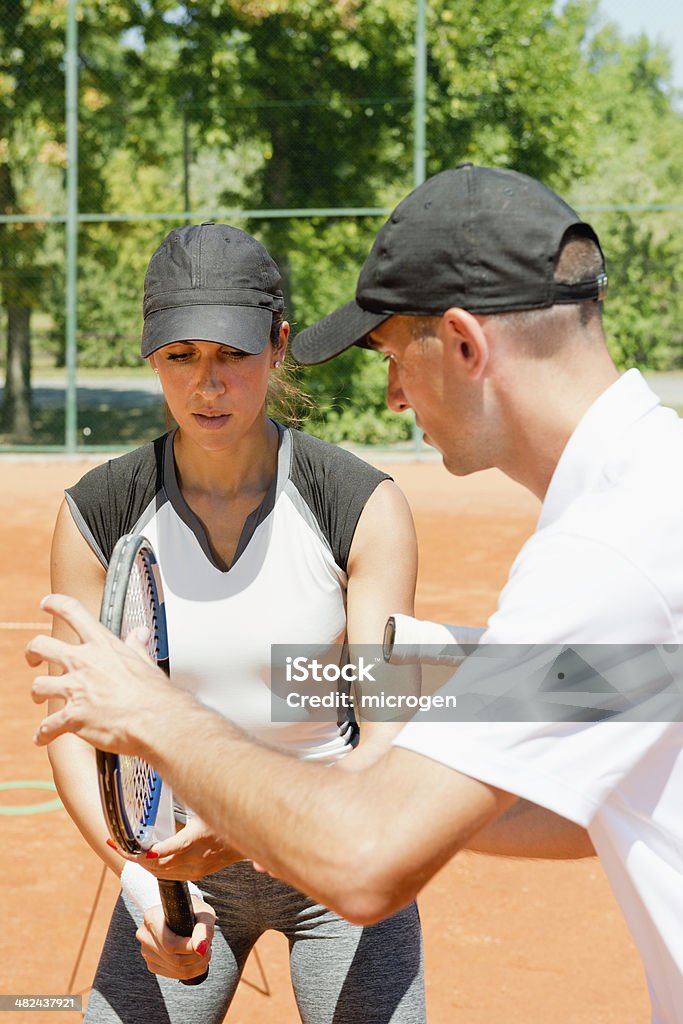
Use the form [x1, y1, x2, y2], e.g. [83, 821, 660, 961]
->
[150, 333, 286, 451]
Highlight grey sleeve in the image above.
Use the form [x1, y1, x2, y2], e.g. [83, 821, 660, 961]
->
[65, 437, 165, 566]
[289, 430, 392, 572]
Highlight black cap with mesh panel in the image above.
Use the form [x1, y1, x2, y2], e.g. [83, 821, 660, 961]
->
[291, 164, 607, 365]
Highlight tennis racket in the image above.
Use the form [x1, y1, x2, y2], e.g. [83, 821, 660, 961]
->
[97, 533, 208, 985]
[383, 613, 484, 665]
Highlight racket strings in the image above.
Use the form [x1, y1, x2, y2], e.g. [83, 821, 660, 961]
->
[119, 756, 163, 835]
[121, 556, 161, 661]
[117, 550, 164, 842]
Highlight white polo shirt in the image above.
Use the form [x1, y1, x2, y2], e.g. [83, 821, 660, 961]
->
[395, 370, 683, 1023]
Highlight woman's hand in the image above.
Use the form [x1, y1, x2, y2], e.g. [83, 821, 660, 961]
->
[136, 895, 215, 981]
[139, 815, 244, 881]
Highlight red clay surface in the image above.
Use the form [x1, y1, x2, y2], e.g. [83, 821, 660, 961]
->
[0, 455, 649, 1023]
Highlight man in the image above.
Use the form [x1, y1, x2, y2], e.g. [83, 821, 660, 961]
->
[28, 164, 683, 1019]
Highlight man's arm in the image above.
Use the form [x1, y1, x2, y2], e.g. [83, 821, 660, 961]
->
[28, 595, 513, 924]
[467, 800, 595, 859]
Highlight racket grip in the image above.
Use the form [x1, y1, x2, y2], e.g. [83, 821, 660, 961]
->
[383, 614, 484, 665]
[158, 879, 209, 986]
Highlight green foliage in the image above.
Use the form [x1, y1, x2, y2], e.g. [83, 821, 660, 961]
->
[302, 346, 412, 445]
[2, 0, 683, 444]
[426, 0, 602, 188]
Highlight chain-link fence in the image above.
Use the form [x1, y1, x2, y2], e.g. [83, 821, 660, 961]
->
[0, 1, 422, 450]
[1, 1, 682, 451]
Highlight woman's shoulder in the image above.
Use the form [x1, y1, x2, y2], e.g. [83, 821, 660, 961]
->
[283, 427, 392, 573]
[67, 435, 167, 505]
[286, 427, 392, 488]
[64, 435, 169, 564]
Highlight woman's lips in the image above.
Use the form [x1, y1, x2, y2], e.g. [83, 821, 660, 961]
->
[193, 412, 230, 430]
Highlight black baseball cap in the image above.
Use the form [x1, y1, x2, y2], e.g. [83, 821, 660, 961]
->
[141, 223, 284, 358]
[291, 163, 607, 365]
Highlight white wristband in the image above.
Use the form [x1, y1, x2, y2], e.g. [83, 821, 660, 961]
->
[120, 861, 205, 914]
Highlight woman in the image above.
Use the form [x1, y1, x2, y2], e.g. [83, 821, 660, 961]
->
[48, 223, 425, 1023]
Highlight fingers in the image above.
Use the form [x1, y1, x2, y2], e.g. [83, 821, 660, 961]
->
[32, 705, 77, 746]
[148, 830, 190, 860]
[31, 673, 82, 745]
[39, 593, 105, 643]
[31, 673, 70, 705]
[25, 634, 79, 670]
[124, 627, 152, 661]
[137, 905, 213, 980]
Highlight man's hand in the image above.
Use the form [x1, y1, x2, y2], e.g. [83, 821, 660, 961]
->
[26, 593, 176, 753]
[137, 896, 215, 981]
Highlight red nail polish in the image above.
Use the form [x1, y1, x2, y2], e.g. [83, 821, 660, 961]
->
[106, 839, 119, 852]
[196, 940, 208, 957]
[145, 850, 159, 859]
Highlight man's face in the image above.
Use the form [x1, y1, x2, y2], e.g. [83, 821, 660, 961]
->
[368, 315, 487, 476]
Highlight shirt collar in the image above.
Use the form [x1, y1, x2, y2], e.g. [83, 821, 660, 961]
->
[538, 369, 661, 529]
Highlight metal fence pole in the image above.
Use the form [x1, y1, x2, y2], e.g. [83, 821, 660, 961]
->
[412, 0, 427, 453]
[414, 0, 427, 188]
[65, 0, 79, 453]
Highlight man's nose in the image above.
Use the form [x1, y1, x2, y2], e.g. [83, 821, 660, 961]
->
[386, 361, 410, 414]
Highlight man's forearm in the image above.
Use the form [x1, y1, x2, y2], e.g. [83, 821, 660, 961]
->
[136, 694, 387, 916]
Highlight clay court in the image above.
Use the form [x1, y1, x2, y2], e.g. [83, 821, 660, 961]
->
[0, 454, 650, 1023]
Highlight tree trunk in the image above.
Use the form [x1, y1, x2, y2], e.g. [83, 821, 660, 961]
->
[0, 162, 34, 441]
[2, 305, 32, 440]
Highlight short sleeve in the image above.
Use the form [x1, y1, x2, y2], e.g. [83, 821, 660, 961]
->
[289, 430, 391, 572]
[483, 532, 677, 644]
[65, 438, 165, 566]
[394, 716, 676, 827]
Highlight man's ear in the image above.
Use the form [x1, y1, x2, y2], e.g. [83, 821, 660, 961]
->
[439, 307, 490, 380]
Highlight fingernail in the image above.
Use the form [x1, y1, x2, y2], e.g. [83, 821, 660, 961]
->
[106, 839, 119, 852]
[40, 596, 50, 608]
[145, 850, 159, 859]
[196, 940, 208, 957]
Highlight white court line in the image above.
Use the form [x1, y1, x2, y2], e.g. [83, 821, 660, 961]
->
[0, 622, 46, 630]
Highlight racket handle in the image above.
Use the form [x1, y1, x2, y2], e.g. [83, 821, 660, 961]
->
[158, 879, 209, 986]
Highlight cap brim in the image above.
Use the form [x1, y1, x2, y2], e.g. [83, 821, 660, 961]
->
[291, 300, 391, 365]
[141, 304, 273, 358]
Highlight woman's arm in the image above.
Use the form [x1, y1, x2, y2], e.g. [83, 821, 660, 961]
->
[341, 479, 419, 770]
[48, 501, 215, 978]
[47, 499, 123, 874]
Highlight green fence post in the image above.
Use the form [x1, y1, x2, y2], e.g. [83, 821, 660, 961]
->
[65, 0, 79, 453]
[412, 0, 427, 454]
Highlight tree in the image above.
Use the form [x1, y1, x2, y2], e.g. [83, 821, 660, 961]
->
[569, 20, 683, 370]
[0, 0, 65, 438]
[4, 0, 682, 446]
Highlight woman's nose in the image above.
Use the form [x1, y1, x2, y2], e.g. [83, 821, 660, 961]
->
[196, 361, 226, 397]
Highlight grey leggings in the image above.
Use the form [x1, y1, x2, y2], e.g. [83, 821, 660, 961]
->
[85, 861, 425, 1024]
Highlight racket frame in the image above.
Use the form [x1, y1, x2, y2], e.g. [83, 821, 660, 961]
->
[97, 533, 208, 985]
